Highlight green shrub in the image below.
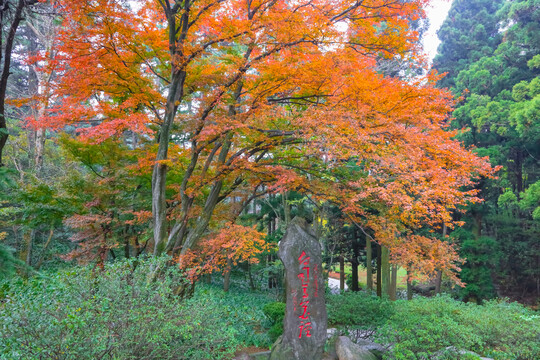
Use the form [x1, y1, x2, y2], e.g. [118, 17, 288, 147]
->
[268, 323, 283, 343]
[191, 284, 273, 349]
[263, 302, 286, 323]
[326, 291, 395, 331]
[376, 295, 540, 360]
[0, 256, 272, 359]
[263, 302, 285, 341]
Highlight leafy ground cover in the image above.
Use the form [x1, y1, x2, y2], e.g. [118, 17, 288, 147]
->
[1, 259, 538, 360]
[0, 257, 272, 360]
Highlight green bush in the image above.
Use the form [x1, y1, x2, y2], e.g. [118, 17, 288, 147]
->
[268, 323, 283, 343]
[263, 302, 286, 323]
[263, 302, 285, 341]
[192, 284, 272, 349]
[326, 291, 395, 330]
[376, 295, 540, 360]
[0, 256, 272, 359]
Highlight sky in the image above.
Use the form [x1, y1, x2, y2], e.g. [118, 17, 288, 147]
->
[423, 0, 453, 62]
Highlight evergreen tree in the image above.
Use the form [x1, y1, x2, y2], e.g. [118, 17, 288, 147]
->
[435, 0, 540, 302]
[433, 0, 505, 89]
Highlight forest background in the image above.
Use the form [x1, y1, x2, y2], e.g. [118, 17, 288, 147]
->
[0, 0, 539, 359]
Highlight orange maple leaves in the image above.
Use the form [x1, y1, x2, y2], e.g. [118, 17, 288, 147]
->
[180, 223, 267, 281]
[35, 0, 496, 281]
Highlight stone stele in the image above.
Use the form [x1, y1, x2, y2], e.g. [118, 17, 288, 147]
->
[270, 217, 327, 360]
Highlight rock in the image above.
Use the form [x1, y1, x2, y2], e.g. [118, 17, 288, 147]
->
[327, 328, 338, 339]
[250, 351, 271, 360]
[233, 353, 251, 360]
[335, 336, 377, 360]
[322, 353, 339, 360]
[271, 217, 327, 360]
[269, 335, 294, 360]
[354, 339, 387, 359]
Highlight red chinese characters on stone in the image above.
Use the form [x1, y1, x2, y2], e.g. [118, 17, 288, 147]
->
[298, 251, 310, 266]
[298, 321, 313, 338]
[297, 251, 312, 338]
[299, 299, 310, 319]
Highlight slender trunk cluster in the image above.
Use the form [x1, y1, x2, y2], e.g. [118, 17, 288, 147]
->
[0, 0, 38, 165]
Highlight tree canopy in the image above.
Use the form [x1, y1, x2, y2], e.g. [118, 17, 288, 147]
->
[1, 0, 496, 284]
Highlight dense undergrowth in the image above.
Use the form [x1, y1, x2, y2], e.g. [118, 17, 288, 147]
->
[1, 258, 538, 360]
[327, 292, 539, 360]
[0, 257, 271, 360]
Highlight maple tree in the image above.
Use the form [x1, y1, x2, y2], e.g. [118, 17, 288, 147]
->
[36, 0, 495, 281]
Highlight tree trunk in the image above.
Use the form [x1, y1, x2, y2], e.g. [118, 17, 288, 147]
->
[366, 238, 373, 292]
[34, 127, 46, 174]
[473, 211, 482, 239]
[27, 17, 57, 176]
[0, 0, 38, 166]
[35, 225, 54, 270]
[351, 238, 359, 291]
[247, 262, 255, 291]
[435, 270, 442, 295]
[435, 223, 447, 294]
[351, 259, 359, 291]
[124, 237, 131, 258]
[27, 25, 38, 167]
[21, 229, 36, 267]
[381, 246, 390, 299]
[152, 71, 186, 256]
[389, 264, 397, 301]
[339, 256, 345, 291]
[282, 191, 291, 225]
[268, 254, 277, 289]
[224, 257, 232, 292]
[26, 229, 36, 266]
[376, 244, 382, 297]
[407, 270, 413, 301]
[170, 78, 245, 258]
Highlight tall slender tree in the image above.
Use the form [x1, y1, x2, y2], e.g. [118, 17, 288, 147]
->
[0, 0, 41, 166]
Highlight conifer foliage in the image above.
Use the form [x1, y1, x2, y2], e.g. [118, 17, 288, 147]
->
[434, 0, 540, 301]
